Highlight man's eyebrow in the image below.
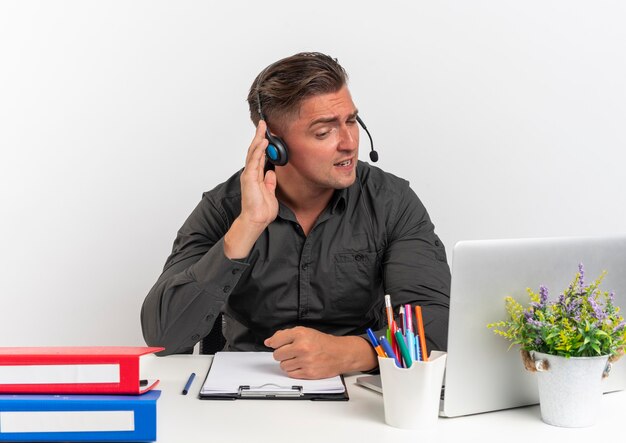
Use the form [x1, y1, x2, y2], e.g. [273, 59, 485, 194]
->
[309, 110, 359, 127]
[309, 116, 338, 126]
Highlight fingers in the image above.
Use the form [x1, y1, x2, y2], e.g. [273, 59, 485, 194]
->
[237, 120, 279, 230]
[245, 120, 268, 169]
[277, 354, 321, 380]
[265, 328, 314, 370]
[264, 328, 295, 350]
[264, 169, 277, 194]
[265, 331, 301, 375]
[265, 329, 304, 367]
[280, 360, 306, 378]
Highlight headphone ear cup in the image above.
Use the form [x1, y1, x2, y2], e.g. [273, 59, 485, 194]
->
[265, 130, 289, 166]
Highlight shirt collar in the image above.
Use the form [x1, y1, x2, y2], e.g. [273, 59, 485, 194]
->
[330, 187, 348, 214]
[276, 187, 348, 221]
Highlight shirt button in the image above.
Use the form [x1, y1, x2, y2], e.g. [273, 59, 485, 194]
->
[301, 263, 308, 270]
[223, 285, 231, 293]
[435, 240, 441, 246]
[231, 268, 239, 275]
[355, 253, 364, 261]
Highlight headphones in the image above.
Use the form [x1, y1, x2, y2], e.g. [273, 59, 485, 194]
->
[256, 91, 289, 166]
[256, 91, 380, 166]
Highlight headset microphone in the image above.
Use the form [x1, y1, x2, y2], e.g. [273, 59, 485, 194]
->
[356, 115, 379, 162]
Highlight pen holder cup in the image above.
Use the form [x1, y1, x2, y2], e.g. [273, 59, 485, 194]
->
[378, 351, 447, 430]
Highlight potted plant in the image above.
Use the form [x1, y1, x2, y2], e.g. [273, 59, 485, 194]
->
[488, 264, 626, 427]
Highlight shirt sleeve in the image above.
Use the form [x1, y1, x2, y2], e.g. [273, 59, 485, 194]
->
[381, 184, 451, 353]
[140, 195, 249, 355]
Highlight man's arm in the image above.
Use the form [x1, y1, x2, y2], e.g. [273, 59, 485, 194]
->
[141, 121, 278, 355]
[140, 216, 248, 355]
[224, 120, 277, 259]
[381, 184, 451, 353]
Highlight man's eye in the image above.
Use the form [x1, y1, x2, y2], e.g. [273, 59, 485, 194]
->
[316, 131, 330, 138]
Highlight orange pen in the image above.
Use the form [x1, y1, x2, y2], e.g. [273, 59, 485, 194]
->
[415, 305, 429, 361]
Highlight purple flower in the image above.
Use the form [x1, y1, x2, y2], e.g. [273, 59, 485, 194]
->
[613, 321, 625, 333]
[539, 285, 549, 307]
[525, 316, 544, 329]
[588, 297, 607, 321]
[578, 263, 585, 293]
[565, 297, 582, 317]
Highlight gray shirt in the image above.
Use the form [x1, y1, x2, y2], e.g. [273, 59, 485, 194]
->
[141, 161, 450, 355]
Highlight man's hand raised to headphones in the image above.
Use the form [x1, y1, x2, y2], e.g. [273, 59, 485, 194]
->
[224, 120, 279, 260]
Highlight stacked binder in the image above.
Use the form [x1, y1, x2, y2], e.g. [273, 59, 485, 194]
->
[0, 346, 163, 442]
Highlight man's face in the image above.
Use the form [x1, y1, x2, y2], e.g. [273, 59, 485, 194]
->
[278, 85, 359, 192]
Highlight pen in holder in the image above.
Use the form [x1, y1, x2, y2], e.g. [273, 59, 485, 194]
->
[378, 351, 447, 430]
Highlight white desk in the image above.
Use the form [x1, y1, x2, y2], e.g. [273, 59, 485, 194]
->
[143, 355, 625, 443]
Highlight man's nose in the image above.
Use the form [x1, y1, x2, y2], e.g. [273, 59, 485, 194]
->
[338, 124, 358, 151]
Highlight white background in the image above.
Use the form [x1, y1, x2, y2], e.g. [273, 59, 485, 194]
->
[1, 1, 625, 347]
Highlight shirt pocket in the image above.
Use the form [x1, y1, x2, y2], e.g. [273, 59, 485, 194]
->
[332, 251, 381, 314]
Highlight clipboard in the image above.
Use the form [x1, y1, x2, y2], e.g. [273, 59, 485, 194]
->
[198, 352, 349, 401]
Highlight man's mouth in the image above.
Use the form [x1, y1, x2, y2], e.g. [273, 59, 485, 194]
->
[334, 159, 352, 167]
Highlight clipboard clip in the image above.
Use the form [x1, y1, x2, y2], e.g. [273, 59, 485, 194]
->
[238, 383, 304, 398]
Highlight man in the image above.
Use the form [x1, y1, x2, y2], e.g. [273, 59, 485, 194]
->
[141, 52, 450, 379]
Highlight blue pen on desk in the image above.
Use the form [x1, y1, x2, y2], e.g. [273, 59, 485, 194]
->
[379, 336, 402, 368]
[366, 328, 386, 358]
[182, 372, 196, 395]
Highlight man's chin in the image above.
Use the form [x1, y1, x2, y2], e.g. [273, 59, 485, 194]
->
[332, 173, 357, 190]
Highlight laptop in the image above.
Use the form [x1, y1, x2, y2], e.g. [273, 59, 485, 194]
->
[356, 234, 626, 417]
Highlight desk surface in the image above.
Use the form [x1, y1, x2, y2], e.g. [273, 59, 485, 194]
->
[143, 354, 625, 443]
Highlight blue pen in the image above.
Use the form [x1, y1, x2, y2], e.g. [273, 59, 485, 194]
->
[404, 303, 416, 360]
[366, 328, 386, 358]
[379, 336, 402, 368]
[366, 328, 380, 347]
[182, 372, 196, 395]
[407, 331, 417, 361]
[414, 333, 422, 361]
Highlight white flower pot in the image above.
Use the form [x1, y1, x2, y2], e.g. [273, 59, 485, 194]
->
[532, 351, 611, 427]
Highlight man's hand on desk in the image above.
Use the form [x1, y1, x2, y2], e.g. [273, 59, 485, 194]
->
[264, 326, 378, 379]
